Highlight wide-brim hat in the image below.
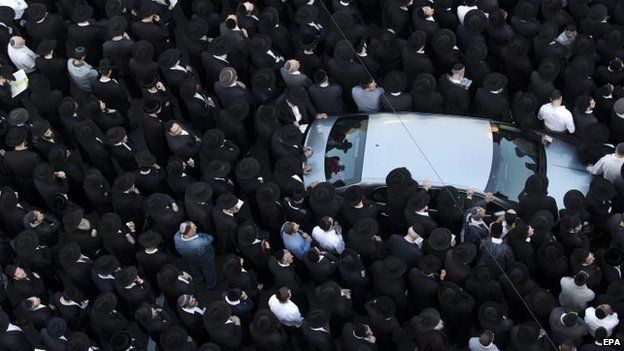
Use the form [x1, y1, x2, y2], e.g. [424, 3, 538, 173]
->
[563, 189, 586, 210]
[138, 2, 159, 18]
[340, 248, 364, 271]
[135, 150, 156, 168]
[284, 85, 308, 105]
[14, 230, 39, 254]
[158, 49, 183, 68]
[478, 301, 503, 326]
[529, 210, 554, 231]
[309, 182, 337, 208]
[1, 128, 23, 148]
[26, 3, 47, 22]
[142, 73, 160, 89]
[383, 70, 408, 94]
[186, 17, 209, 40]
[67, 332, 94, 350]
[525, 288, 556, 312]
[145, 193, 171, 216]
[451, 243, 477, 264]
[72, 5, 93, 23]
[201, 128, 226, 150]
[412, 307, 441, 332]
[93, 293, 118, 314]
[407, 30, 427, 50]
[48, 147, 69, 167]
[94, 255, 120, 276]
[108, 15, 127, 37]
[512, 91, 538, 115]
[161, 326, 191, 350]
[99, 212, 123, 237]
[205, 160, 231, 179]
[570, 55, 594, 76]
[589, 4, 608, 20]
[464, 42, 487, 63]
[538, 241, 563, 261]
[352, 217, 379, 239]
[252, 69, 276, 91]
[36, 38, 57, 55]
[464, 9, 486, 33]
[482, 72, 507, 91]
[251, 34, 272, 52]
[237, 221, 259, 246]
[306, 309, 329, 328]
[115, 266, 138, 287]
[428, 228, 452, 251]
[538, 57, 560, 81]
[382, 256, 408, 278]
[33, 163, 55, 183]
[605, 247, 624, 266]
[209, 36, 233, 56]
[46, 318, 67, 339]
[225, 101, 249, 122]
[559, 213, 581, 233]
[606, 280, 624, 301]
[274, 156, 301, 176]
[256, 182, 281, 204]
[62, 207, 84, 232]
[407, 191, 430, 210]
[431, 29, 456, 50]
[112, 173, 136, 192]
[278, 124, 304, 146]
[60, 242, 82, 264]
[524, 174, 547, 195]
[216, 192, 238, 209]
[185, 182, 213, 203]
[299, 32, 318, 50]
[587, 177, 616, 202]
[110, 331, 134, 351]
[132, 40, 154, 61]
[516, 321, 539, 345]
[315, 280, 341, 301]
[8, 108, 29, 126]
[75, 124, 97, 144]
[219, 67, 237, 87]
[507, 262, 530, 283]
[332, 10, 354, 29]
[157, 264, 178, 284]
[295, 5, 318, 25]
[507, 35, 529, 55]
[343, 186, 363, 207]
[439, 282, 462, 304]
[105, 127, 126, 145]
[418, 255, 441, 274]
[473, 263, 494, 281]
[204, 301, 232, 327]
[0, 6, 15, 24]
[138, 230, 162, 248]
[515, 1, 536, 20]
[235, 158, 260, 180]
[412, 73, 437, 94]
[373, 296, 396, 318]
[606, 28, 622, 46]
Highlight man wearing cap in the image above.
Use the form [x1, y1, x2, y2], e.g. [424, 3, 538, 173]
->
[67, 46, 98, 93]
[590, 143, 624, 182]
[174, 221, 217, 289]
[475, 72, 510, 121]
[7, 36, 36, 73]
[281, 59, 312, 88]
[24, 4, 63, 51]
[438, 63, 471, 115]
[214, 66, 255, 108]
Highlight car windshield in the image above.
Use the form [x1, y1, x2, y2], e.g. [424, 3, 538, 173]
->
[485, 126, 543, 201]
[324, 116, 368, 186]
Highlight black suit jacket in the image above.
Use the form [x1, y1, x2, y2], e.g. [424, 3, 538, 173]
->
[131, 21, 170, 53]
[211, 208, 240, 254]
[438, 74, 471, 115]
[302, 320, 336, 351]
[91, 79, 131, 113]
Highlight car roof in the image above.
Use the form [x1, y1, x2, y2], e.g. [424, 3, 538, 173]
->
[360, 113, 494, 190]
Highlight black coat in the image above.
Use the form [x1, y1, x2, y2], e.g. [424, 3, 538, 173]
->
[437, 74, 471, 115]
[141, 113, 170, 163]
[341, 323, 379, 351]
[103, 38, 135, 79]
[301, 319, 336, 351]
[212, 208, 240, 254]
[35, 57, 70, 94]
[91, 79, 131, 113]
[131, 21, 171, 53]
[407, 268, 440, 313]
[475, 89, 510, 121]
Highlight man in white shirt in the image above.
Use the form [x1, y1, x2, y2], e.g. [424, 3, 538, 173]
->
[0, 0, 27, 19]
[537, 90, 575, 133]
[468, 330, 500, 351]
[311, 216, 345, 254]
[7, 36, 36, 73]
[268, 287, 303, 328]
[584, 304, 619, 336]
[590, 143, 624, 182]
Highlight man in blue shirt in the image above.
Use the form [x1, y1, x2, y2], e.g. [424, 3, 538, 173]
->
[174, 221, 217, 289]
[280, 221, 312, 260]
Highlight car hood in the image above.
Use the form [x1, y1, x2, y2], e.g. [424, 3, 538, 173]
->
[545, 137, 592, 208]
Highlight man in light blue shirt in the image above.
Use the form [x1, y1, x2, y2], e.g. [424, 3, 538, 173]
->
[174, 221, 217, 289]
[351, 77, 385, 112]
[280, 221, 312, 260]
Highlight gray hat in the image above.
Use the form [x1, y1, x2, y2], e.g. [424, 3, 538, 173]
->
[219, 67, 237, 87]
[614, 98, 624, 115]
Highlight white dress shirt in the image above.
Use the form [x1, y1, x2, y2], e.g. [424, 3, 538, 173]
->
[7, 43, 36, 73]
[0, 0, 27, 19]
[537, 103, 575, 133]
[590, 154, 624, 182]
[584, 307, 619, 336]
[268, 295, 303, 327]
[311, 226, 345, 254]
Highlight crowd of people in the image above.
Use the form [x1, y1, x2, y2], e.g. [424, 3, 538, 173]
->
[1, 0, 624, 350]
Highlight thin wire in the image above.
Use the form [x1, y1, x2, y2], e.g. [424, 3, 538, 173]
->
[315, 3, 558, 349]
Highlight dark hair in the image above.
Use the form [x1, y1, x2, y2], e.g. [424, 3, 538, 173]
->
[318, 216, 332, 231]
[283, 222, 297, 235]
[595, 326, 608, 340]
[565, 24, 577, 32]
[490, 222, 503, 238]
[573, 271, 587, 286]
[273, 249, 286, 261]
[452, 63, 465, 72]
[479, 330, 494, 346]
[550, 89, 562, 100]
[359, 76, 374, 88]
[562, 312, 578, 327]
[616, 143, 624, 155]
[314, 69, 328, 84]
[277, 286, 290, 302]
[595, 307, 607, 319]
[504, 211, 517, 223]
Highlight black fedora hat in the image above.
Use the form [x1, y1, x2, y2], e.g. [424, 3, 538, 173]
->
[516, 321, 539, 345]
[373, 296, 396, 318]
[36, 38, 57, 55]
[160, 326, 191, 350]
[105, 126, 126, 145]
[451, 243, 477, 264]
[563, 189, 586, 210]
[284, 85, 308, 105]
[235, 157, 260, 180]
[343, 186, 364, 207]
[186, 17, 209, 40]
[299, 32, 318, 50]
[108, 15, 127, 37]
[93, 293, 118, 314]
[295, 5, 318, 25]
[203, 301, 232, 327]
[258, 7, 279, 32]
[185, 182, 213, 203]
[412, 73, 437, 94]
[5, 127, 27, 148]
[67, 332, 94, 350]
[507, 261, 530, 283]
[383, 70, 408, 94]
[407, 30, 427, 51]
[157, 264, 179, 284]
[138, 230, 162, 248]
[482, 72, 507, 91]
[112, 172, 136, 192]
[48, 147, 69, 167]
[569, 55, 594, 76]
[524, 288, 556, 313]
[8, 108, 28, 126]
[309, 182, 337, 208]
[202, 128, 226, 150]
[382, 256, 408, 278]
[62, 207, 84, 232]
[72, 5, 93, 23]
[464, 42, 487, 64]
[109, 330, 133, 351]
[99, 212, 122, 237]
[538, 241, 563, 261]
[256, 182, 281, 204]
[340, 248, 364, 271]
[418, 254, 441, 274]
[524, 174, 547, 195]
[59, 242, 82, 264]
[33, 162, 55, 183]
[605, 247, 624, 266]
[306, 309, 329, 328]
[46, 317, 67, 339]
[14, 230, 39, 254]
[507, 35, 529, 55]
[529, 210, 554, 231]
[237, 221, 259, 246]
[0, 7, 14, 24]
[352, 217, 379, 239]
[209, 36, 233, 56]
[274, 156, 301, 176]
[94, 255, 120, 276]
[145, 193, 171, 216]
[412, 307, 441, 332]
[587, 177, 616, 203]
[606, 280, 624, 301]
[115, 266, 138, 287]
[515, 1, 537, 20]
[428, 228, 452, 251]
[216, 192, 238, 209]
[473, 263, 494, 281]
[315, 280, 341, 301]
[26, 3, 47, 22]
[138, 2, 159, 18]
[478, 301, 504, 326]
[143, 99, 162, 114]
[407, 191, 430, 210]
[439, 282, 462, 304]
[251, 34, 272, 52]
[464, 9, 486, 33]
[252, 69, 276, 91]
[158, 48, 183, 68]
[278, 124, 304, 146]
[132, 40, 154, 61]
[142, 73, 160, 89]
[431, 29, 456, 50]
[538, 57, 560, 81]
[135, 150, 156, 168]
[226, 101, 249, 122]
[205, 159, 231, 179]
